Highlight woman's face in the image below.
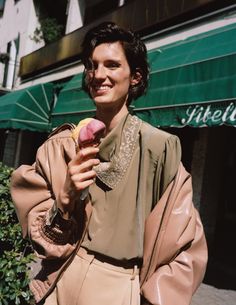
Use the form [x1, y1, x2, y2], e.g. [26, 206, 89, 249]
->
[86, 42, 136, 109]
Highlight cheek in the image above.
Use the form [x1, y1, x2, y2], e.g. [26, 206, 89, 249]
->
[115, 71, 132, 87]
[121, 77, 132, 93]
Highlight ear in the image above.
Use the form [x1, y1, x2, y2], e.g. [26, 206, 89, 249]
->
[131, 70, 142, 86]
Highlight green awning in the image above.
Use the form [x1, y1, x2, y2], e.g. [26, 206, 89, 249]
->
[133, 22, 236, 127]
[52, 74, 96, 127]
[52, 22, 236, 128]
[0, 83, 54, 132]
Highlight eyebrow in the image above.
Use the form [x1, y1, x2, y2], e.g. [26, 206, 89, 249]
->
[91, 57, 122, 63]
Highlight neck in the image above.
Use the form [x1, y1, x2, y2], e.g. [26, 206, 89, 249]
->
[96, 104, 129, 134]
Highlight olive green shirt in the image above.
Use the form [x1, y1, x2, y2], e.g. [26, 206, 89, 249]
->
[81, 114, 181, 260]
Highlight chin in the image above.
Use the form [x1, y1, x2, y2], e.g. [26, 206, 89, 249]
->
[93, 96, 111, 105]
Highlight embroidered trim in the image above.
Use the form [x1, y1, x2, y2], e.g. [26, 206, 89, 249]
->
[94, 115, 142, 189]
[39, 210, 76, 245]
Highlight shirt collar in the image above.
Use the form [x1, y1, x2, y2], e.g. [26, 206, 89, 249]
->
[94, 114, 142, 189]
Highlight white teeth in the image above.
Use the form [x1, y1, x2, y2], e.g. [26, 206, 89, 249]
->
[95, 86, 110, 90]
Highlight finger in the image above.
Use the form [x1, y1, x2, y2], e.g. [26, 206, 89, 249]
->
[71, 147, 99, 165]
[69, 158, 100, 176]
[79, 158, 100, 173]
[75, 179, 94, 191]
[72, 169, 97, 183]
[71, 170, 97, 191]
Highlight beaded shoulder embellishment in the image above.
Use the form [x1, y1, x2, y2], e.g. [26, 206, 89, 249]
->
[94, 115, 142, 189]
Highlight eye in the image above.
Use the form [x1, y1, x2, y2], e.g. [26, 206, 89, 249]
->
[105, 61, 121, 69]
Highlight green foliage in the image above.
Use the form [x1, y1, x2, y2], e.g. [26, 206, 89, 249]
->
[0, 163, 35, 305]
[41, 18, 64, 43]
[31, 17, 64, 44]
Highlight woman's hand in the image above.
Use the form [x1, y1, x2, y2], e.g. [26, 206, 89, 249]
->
[57, 146, 100, 219]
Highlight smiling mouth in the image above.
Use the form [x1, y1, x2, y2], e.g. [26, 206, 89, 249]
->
[95, 85, 111, 90]
[93, 85, 112, 94]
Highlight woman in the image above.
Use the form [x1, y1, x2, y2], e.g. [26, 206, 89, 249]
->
[11, 22, 207, 305]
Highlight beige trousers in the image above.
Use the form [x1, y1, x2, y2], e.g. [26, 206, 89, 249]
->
[44, 248, 140, 305]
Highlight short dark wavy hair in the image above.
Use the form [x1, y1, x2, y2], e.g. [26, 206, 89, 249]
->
[81, 21, 149, 105]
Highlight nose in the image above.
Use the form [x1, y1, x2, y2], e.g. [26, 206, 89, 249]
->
[94, 65, 106, 80]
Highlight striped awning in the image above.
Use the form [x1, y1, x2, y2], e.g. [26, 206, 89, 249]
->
[0, 83, 54, 132]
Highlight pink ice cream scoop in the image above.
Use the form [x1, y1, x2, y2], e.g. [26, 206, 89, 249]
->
[75, 118, 106, 200]
[78, 119, 106, 148]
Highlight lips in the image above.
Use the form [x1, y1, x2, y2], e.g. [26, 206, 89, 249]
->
[92, 84, 112, 95]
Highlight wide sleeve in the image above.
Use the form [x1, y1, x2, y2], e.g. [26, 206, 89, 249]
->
[140, 164, 208, 305]
[10, 134, 80, 259]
